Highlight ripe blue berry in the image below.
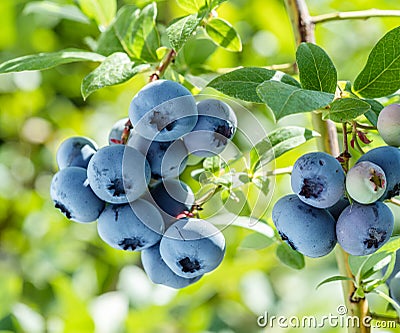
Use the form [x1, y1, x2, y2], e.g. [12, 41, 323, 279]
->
[336, 202, 394, 256]
[56, 136, 97, 169]
[142, 243, 202, 289]
[87, 145, 150, 204]
[97, 199, 164, 251]
[183, 99, 237, 157]
[159, 218, 225, 278]
[128, 133, 188, 179]
[272, 194, 337, 258]
[50, 167, 105, 222]
[128, 80, 197, 142]
[291, 152, 345, 208]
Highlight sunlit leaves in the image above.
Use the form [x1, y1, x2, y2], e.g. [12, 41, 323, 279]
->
[207, 67, 300, 103]
[256, 81, 334, 120]
[205, 18, 242, 52]
[322, 98, 371, 123]
[167, 14, 202, 51]
[0, 49, 105, 73]
[250, 126, 319, 172]
[81, 53, 150, 99]
[354, 26, 400, 98]
[76, 0, 117, 30]
[296, 42, 337, 93]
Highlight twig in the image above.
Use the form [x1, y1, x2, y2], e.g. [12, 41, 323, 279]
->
[149, 49, 176, 82]
[312, 9, 400, 24]
[266, 166, 293, 176]
[389, 198, 400, 207]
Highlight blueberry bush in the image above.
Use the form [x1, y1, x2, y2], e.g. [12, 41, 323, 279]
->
[1, 0, 400, 332]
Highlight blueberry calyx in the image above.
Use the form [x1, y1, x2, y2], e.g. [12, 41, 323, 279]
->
[179, 257, 201, 273]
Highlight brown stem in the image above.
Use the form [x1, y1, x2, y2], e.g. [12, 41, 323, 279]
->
[283, 1, 370, 332]
[149, 49, 176, 82]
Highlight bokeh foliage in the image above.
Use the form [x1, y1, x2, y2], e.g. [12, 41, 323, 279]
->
[1, 0, 400, 332]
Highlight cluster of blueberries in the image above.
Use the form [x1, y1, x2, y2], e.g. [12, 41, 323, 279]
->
[50, 80, 237, 289]
[273, 116, 400, 258]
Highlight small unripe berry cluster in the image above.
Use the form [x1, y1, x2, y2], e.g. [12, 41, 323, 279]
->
[50, 80, 237, 288]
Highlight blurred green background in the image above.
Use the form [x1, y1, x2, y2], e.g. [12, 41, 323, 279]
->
[1, 0, 400, 332]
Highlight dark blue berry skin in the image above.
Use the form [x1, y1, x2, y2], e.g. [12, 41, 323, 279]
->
[357, 146, 400, 199]
[56, 136, 97, 169]
[129, 133, 187, 179]
[50, 167, 105, 223]
[149, 179, 194, 228]
[87, 145, 150, 204]
[327, 198, 350, 221]
[336, 202, 394, 256]
[142, 243, 202, 289]
[97, 200, 164, 251]
[128, 80, 197, 142]
[291, 152, 345, 209]
[272, 194, 337, 258]
[159, 218, 226, 278]
[183, 99, 237, 157]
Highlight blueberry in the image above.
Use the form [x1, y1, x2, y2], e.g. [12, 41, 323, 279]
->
[108, 118, 129, 145]
[346, 161, 386, 204]
[291, 152, 345, 208]
[50, 167, 105, 223]
[336, 202, 394, 256]
[358, 146, 400, 199]
[327, 197, 349, 221]
[97, 199, 164, 251]
[56, 136, 97, 169]
[159, 218, 225, 278]
[183, 99, 237, 157]
[128, 80, 197, 142]
[272, 194, 337, 258]
[87, 145, 150, 204]
[148, 179, 195, 228]
[389, 273, 400, 304]
[128, 133, 188, 179]
[142, 243, 202, 289]
[377, 104, 400, 147]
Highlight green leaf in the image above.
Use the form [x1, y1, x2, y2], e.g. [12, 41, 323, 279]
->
[322, 98, 371, 123]
[176, 0, 206, 13]
[207, 67, 300, 103]
[252, 175, 270, 196]
[183, 38, 217, 66]
[250, 126, 319, 172]
[203, 156, 224, 173]
[81, 53, 150, 99]
[77, 0, 117, 29]
[114, 4, 160, 62]
[354, 26, 400, 98]
[377, 236, 400, 253]
[205, 18, 242, 52]
[239, 233, 274, 250]
[373, 289, 400, 317]
[257, 81, 334, 121]
[316, 276, 354, 289]
[209, 0, 227, 8]
[23, 1, 90, 24]
[96, 25, 126, 56]
[0, 49, 105, 74]
[221, 189, 252, 216]
[167, 14, 202, 51]
[276, 242, 305, 270]
[358, 252, 392, 281]
[296, 42, 337, 93]
[363, 99, 384, 127]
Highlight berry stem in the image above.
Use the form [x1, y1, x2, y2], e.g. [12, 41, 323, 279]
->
[149, 49, 177, 82]
[389, 198, 400, 207]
